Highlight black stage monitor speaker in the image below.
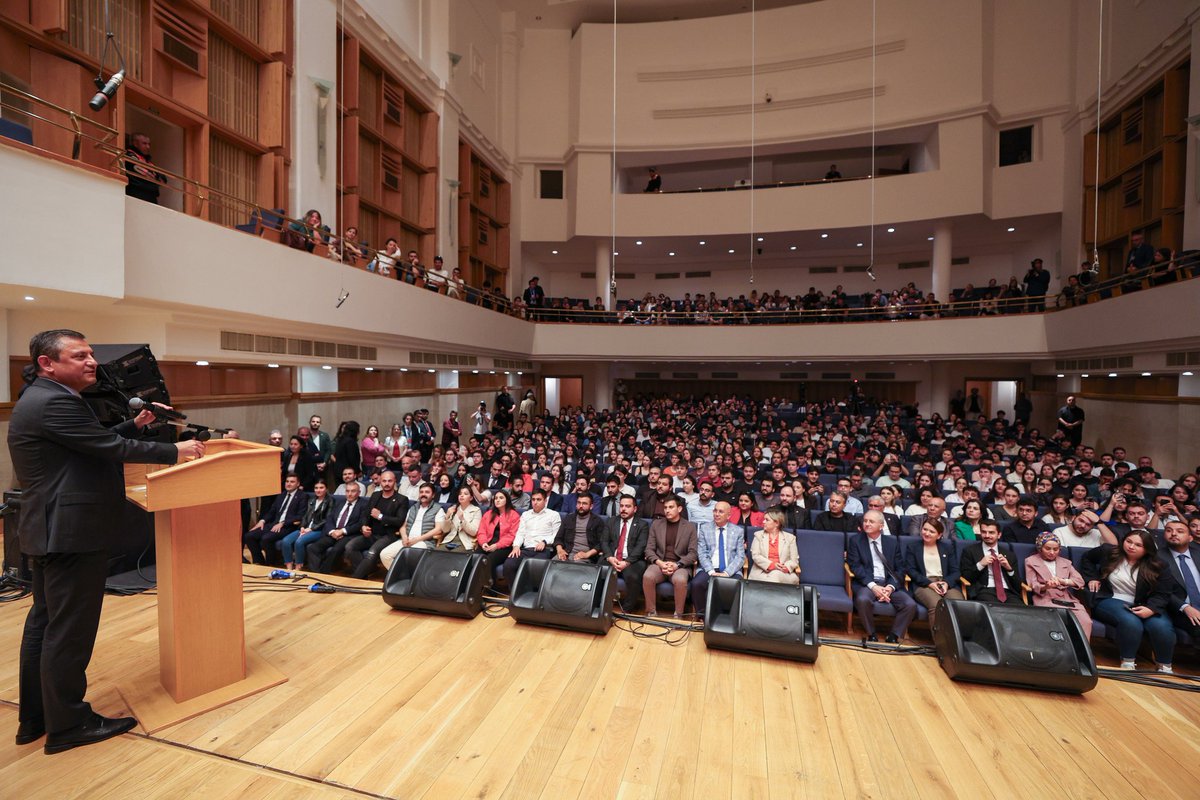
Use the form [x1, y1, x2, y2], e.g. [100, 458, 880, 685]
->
[509, 559, 617, 634]
[703, 577, 820, 663]
[932, 600, 1097, 694]
[83, 343, 171, 427]
[382, 548, 487, 619]
[2, 490, 31, 582]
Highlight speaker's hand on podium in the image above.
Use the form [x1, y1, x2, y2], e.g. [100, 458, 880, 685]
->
[175, 440, 206, 462]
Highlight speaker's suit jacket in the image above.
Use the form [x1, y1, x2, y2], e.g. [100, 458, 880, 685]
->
[7, 377, 178, 555]
[959, 541, 1022, 600]
[599, 516, 650, 564]
[645, 518, 698, 570]
[846, 532, 905, 592]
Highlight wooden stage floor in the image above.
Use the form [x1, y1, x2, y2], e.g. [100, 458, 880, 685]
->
[2, 567, 1199, 800]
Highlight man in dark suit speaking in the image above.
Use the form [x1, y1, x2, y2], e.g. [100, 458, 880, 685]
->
[8, 330, 204, 754]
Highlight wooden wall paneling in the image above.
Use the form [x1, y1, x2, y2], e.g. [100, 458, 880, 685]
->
[159, 363, 215, 397]
[27, 49, 115, 162]
[31, 0, 66, 34]
[149, 1, 208, 113]
[1162, 139, 1185, 209]
[339, 34, 358, 112]
[419, 170, 437, 230]
[257, 59, 284, 149]
[341, 115, 359, 192]
[420, 107, 438, 168]
[259, 0, 286, 58]
[1162, 63, 1189, 137]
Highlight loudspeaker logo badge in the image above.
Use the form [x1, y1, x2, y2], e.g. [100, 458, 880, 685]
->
[450, 570, 460, 578]
[1049, 631, 1064, 641]
[785, 605, 800, 615]
[580, 582, 593, 591]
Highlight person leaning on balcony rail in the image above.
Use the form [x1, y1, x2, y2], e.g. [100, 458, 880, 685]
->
[286, 209, 329, 253]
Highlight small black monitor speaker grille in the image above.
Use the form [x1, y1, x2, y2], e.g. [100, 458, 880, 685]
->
[536, 562, 601, 615]
[410, 550, 467, 601]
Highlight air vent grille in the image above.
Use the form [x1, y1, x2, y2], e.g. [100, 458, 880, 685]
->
[219, 330, 376, 362]
[898, 260, 930, 270]
[843, 265, 869, 273]
[809, 266, 837, 274]
[712, 372, 739, 379]
[495, 358, 533, 370]
[634, 372, 660, 379]
[1166, 351, 1200, 366]
[864, 372, 895, 380]
[1054, 356, 1135, 370]
[410, 351, 479, 366]
[684, 271, 711, 278]
[673, 372, 699, 379]
[780, 372, 809, 379]
[655, 272, 680, 280]
[951, 257, 970, 266]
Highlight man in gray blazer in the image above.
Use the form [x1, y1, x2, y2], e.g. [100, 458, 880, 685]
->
[8, 330, 202, 754]
[690, 501, 745, 620]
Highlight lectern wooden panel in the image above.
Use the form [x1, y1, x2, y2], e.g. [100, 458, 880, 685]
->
[119, 438, 285, 731]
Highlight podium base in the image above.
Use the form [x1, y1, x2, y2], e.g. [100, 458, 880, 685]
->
[116, 645, 287, 733]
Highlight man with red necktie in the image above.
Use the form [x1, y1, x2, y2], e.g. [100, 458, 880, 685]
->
[600, 495, 651, 613]
[959, 519, 1023, 604]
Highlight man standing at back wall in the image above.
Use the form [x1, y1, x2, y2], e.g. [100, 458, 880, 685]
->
[8, 329, 205, 755]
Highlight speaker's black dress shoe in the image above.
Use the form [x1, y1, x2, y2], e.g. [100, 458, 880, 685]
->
[44, 713, 137, 755]
[864, 634, 878, 643]
[886, 633, 900, 644]
[15, 721, 45, 745]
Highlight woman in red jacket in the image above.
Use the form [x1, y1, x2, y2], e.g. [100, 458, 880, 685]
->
[477, 489, 521, 591]
[731, 491, 764, 529]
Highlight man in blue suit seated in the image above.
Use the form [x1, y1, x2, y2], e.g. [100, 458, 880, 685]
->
[690, 501, 746, 621]
[305, 481, 368, 573]
[244, 474, 306, 565]
[847, 510, 918, 643]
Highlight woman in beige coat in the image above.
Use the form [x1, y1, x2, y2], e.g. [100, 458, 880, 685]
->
[438, 485, 482, 550]
[749, 507, 801, 585]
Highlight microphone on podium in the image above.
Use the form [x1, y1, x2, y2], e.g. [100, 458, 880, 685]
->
[128, 397, 187, 421]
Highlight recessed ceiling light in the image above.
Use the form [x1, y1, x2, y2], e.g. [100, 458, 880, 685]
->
[505, 371, 511, 375]
[1056, 373, 1064, 378]
[400, 368, 408, 372]
[517, 371, 523, 375]
[1184, 371, 1194, 376]
[452, 369, 459, 374]
[1108, 372, 1117, 377]
[756, 237, 764, 242]
[428, 369, 435, 373]
[1141, 372, 1151, 377]
[886, 227, 895, 233]
[195, 360, 209, 366]
[927, 236, 934, 241]
[1007, 227, 1016, 232]
[551, 249, 558, 254]
[728, 249, 735, 254]
[668, 251, 675, 256]
[635, 240, 643, 245]
[699, 240, 706, 245]
[23, 295, 34, 301]
[613, 250, 619, 256]
[820, 233, 829, 239]
[321, 365, 331, 370]
[1081, 373, 1089, 378]
[490, 370, 496, 374]
[267, 363, 279, 368]
[790, 246, 797, 251]
[856, 242, 864, 247]
[365, 367, 374, 371]
[472, 369, 479, 374]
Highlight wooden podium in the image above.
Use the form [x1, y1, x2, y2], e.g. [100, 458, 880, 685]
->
[117, 438, 287, 732]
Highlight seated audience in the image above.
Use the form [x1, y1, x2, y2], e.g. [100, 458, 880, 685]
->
[748, 507, 800, 585]
[959, 519, 1022, 604]
[642, 495, 698, 618]
[1082, 531, 1177, 672]
[1025, 532, 1092, 636]
[903, 518, 963, 627]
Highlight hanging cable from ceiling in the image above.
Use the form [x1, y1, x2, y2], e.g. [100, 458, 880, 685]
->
[748, 0, 756, 286]
[866, 0, 877, 282]
[1090, 0, 1105, 274]
[609, 0, 618, 300]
